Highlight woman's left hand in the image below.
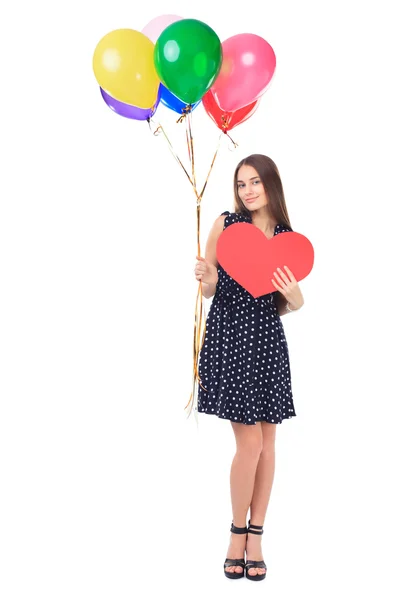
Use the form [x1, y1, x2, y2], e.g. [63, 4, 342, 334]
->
[271, 266, 304, 310]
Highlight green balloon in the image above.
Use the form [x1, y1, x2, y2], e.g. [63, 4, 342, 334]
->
[154, 19, 222, 106]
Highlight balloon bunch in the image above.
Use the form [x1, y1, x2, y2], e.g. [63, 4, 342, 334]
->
[92, 15, 276, 132]
[92, 15, 277, 420]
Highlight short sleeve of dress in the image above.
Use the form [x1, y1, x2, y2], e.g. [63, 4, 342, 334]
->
[219, 211, 231, 231]
[275, 223, 293, 234]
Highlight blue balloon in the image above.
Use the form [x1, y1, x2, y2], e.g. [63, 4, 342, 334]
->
[159, 84, 201, 114]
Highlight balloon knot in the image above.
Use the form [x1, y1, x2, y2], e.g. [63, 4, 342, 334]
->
[221, 115, 229, 130]
[176, 104, 193, 123]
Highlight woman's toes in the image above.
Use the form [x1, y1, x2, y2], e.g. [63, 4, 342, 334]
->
[248, 567, 265, 576]
[225, 564, 243, 574]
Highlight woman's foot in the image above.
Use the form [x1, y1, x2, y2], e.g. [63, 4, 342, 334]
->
[246, 526, 266, 577]
[225, 529, 247, 575]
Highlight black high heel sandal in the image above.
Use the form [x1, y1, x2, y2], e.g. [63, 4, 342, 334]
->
[245, 520, 267, 581]
[223, 522, 248, 579]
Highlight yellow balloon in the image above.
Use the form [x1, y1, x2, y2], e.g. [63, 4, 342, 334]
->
[93, 29, 160, 108]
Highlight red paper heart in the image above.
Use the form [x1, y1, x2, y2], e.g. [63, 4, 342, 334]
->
[216, 223, 314, 298]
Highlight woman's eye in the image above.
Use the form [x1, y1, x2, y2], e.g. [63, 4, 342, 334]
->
[238, 181, 259, 189]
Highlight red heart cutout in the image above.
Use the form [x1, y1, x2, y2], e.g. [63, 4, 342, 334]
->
[216, 223, 314, 298]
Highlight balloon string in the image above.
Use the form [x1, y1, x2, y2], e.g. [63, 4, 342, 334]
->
[184, 133, 223, 418]
[198, 132, 223, 201]
[224, 130, 239, 149]
[147, 117, 196, 191]
[185, 126, 192, 178]
[148, 113, 223, 418]
[184, 211, 210, 415]
[187, 110, 196, 192]
[182, 113, 206, 418]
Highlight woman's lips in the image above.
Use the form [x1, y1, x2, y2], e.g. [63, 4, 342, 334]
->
[245, 198, 257, 203]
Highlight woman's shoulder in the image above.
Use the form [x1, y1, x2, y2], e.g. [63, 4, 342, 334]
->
[218, 212, 293, 232]
[218, 211, 250, 230]
[219, 210, 251, 221]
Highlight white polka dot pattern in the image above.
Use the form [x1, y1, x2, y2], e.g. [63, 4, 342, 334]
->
[197, 211, 297, 425]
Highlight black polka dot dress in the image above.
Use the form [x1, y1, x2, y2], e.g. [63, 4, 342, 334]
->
[197, 211, 296, 425]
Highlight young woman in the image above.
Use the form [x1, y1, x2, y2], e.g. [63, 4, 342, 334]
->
[194, 154, 304, 581]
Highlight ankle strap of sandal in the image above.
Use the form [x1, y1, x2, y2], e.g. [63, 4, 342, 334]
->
[230, 522, 248, 534]
[248, 520, 264, 534]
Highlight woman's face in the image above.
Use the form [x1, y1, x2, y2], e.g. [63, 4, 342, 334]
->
[236, 164, 268, 211]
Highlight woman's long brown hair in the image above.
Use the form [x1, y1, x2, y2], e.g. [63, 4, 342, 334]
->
[233, 154, 293, 230]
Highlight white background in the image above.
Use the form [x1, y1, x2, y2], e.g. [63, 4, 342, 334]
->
[1, 0, 399, 598]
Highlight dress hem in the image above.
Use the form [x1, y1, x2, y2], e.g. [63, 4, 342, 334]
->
[196, 407, 296, 425]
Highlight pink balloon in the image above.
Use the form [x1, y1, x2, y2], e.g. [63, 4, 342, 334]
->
[141, 14, 183, 43]
[210, 33, 276, 112]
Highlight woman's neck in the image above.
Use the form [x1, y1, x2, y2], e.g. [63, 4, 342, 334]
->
[251, 209, 277, 234]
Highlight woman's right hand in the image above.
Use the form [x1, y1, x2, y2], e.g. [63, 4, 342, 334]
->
[194, 255, 218, 285]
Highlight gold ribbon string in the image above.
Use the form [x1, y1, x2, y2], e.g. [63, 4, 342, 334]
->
[183, 111, 207, 416]
[187, 110, 196, 192]
[184, 215, 210, 415]
[185, 113, 207, 416]
[184, 128, 224, 418]
[148, 112, 223, 418]
[225, 131, 239, 150]
[147, 117, 196, 190]
[220, 115, 239, 149]
[198, 132, 223, 201]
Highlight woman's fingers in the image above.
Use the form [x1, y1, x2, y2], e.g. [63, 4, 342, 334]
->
[283, 265, 296, 282]
[276, 267, 290, 285]
[271, 278, 284, 294]
[194, 257, 207, 280]
[273, 270, 286, 288]
[195, 255, 209, 277]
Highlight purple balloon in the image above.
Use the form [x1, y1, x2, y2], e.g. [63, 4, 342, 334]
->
[100, 85, 161, 120]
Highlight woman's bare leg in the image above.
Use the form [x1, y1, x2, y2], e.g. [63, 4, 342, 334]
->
[246, 422, 277, 577]
[224, 421, 263, 575]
